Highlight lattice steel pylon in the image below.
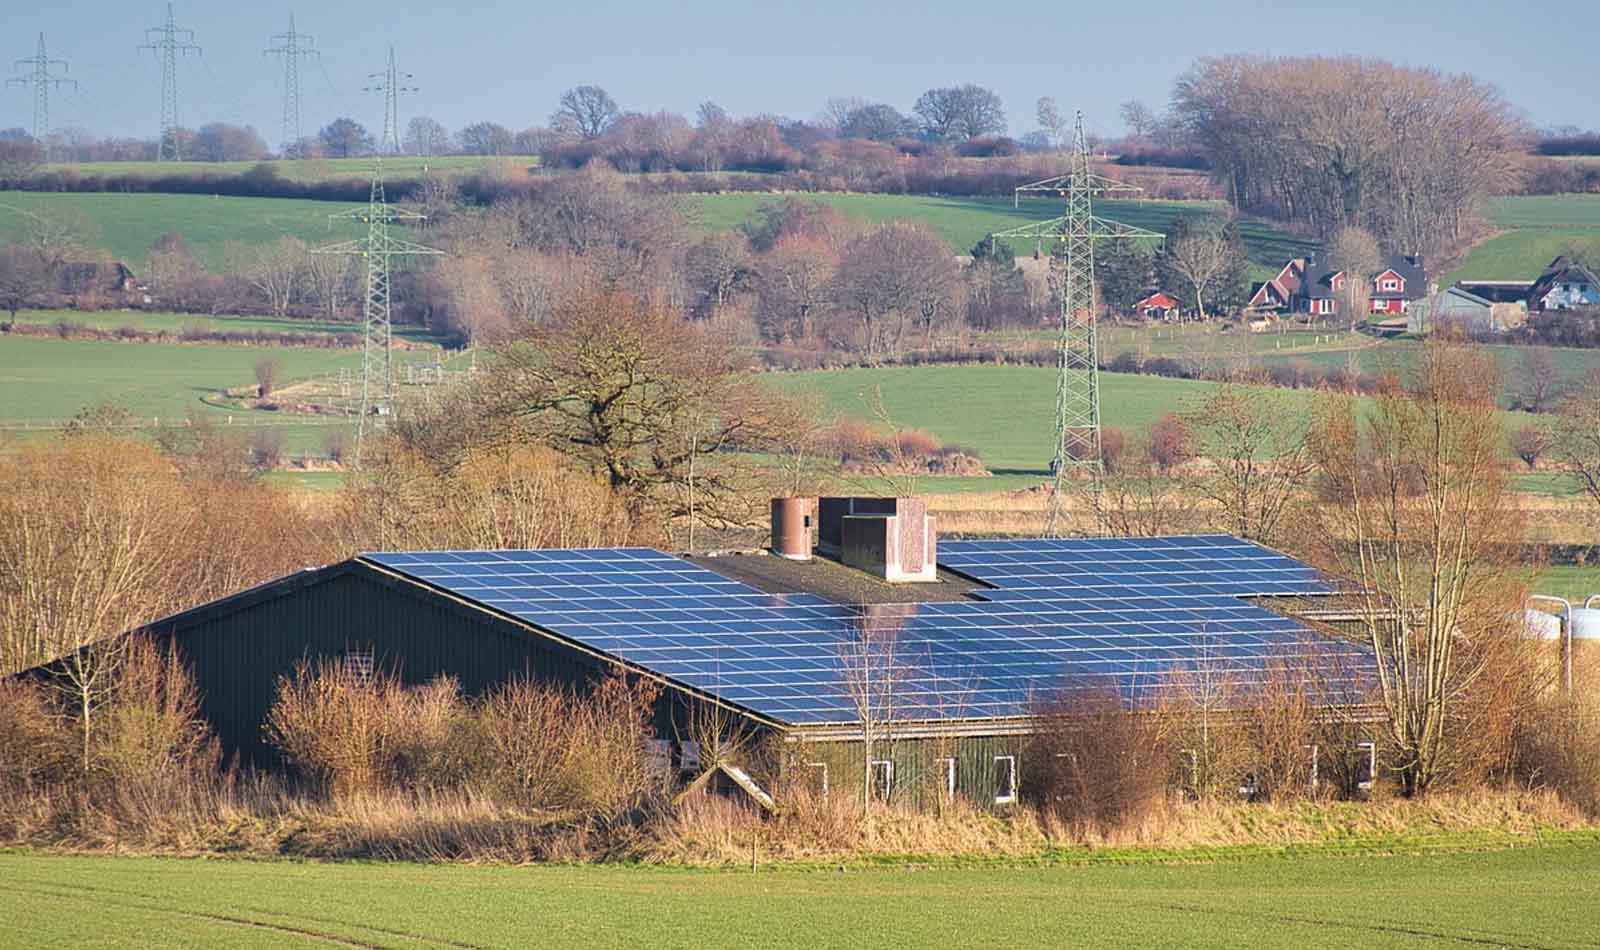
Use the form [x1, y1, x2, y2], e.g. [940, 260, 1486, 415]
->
[365, 46, 415, 155]
[139, 3, 201, 162]
[264, 15, 318, 154]
[992, 112, 1164, 536]
[314, 158, 441, 465]
[7, 35, 75, 161]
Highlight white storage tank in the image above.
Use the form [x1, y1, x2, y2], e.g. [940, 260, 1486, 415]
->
[1523, 608, 1563, 640]
[1574, 604, 1600, 701]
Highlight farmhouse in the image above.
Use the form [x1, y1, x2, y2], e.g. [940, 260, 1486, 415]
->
[1294, 254, 1427, 316]
[1528, 257, 1600, 312]
[1132, 291, 1181, 320]
[1246, 258, 1307, 313]
[25, 497, 1373, 810]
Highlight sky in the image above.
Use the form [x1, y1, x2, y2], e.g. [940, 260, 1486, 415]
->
[7, 0, 1597, 147]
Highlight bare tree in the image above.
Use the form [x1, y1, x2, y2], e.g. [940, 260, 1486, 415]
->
[836, 607, 908, 809]
[1552, 371, 1600, 525]
[1036, 97, 1067, 148]
[14, 205, 101, 280]
[0, 242, 46, 324]
[1303, 341, 1521, 795]
[1184, 386, 1311, 544]
[227, 236, 304, 317]
[552, 85, 620, 140]
[1327, 226, 1383, 327]
[682, 233, 754, 319]
[403, 115, 451, 156]
[755, 233, 838, 343]
[1510, 347, 1568, 413]
[1119, 100, 1157, 140]
[831, 222, 961, 358]
[254, 358, 280, 398]
[1160, 219, 1237, 320]
[301, 244, 353, 321]
[912, 84, 1006, 142]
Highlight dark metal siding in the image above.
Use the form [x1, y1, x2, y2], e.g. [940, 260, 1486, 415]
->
[792, 735, 1026, 811]
[164, 569, 614, 763]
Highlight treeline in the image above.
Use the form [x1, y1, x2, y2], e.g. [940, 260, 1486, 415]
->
[1174, 56, 1525, 255]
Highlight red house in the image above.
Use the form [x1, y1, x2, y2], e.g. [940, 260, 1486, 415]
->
[1292, 254, 1427, 316]
[1246, 258, 1307, 313]
[1133, 291, 1181, 320]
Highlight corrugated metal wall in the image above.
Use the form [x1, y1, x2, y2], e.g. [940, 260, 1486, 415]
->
[166, 568, 611, 763]
[790, 735, 1026, 811]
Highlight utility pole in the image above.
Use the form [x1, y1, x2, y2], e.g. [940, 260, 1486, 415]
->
[264, 14, 318, 155]
[314, 158, 441, 465]
[365, 45, 414, 155]
[993, 111, 1164, 537]
[139, 3, 201, 161]
[7, 35, 75, 160]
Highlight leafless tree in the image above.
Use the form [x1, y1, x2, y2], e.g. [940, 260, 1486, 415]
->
[683, 233, 754, 319]
[831, 222, 961, 358]
[755, 233, 837, 343]
[836, 607, 909, 809]
[1184, 385, 1311, 543]
[1118, 100, 1158, 140]
[1552, 372, 1600, 526]
[1327, 226, 1382, 327]
[403, 115, 451, 156]
[1162, 221, 1235, 320]
[1036, 97, 1067, 148]
[1303, 341, 1522, 795]
[0, 242, 46, 323]
[227, 236, 304, 317]
[254, 358, 280, 398]
[1510, 347, 1568, 413]
[912, 84, 1006, 142]
[13, 205, 101, 280]
[552, 85, 620, 140]
[0, 139, 43, 186]
[301, 244, 353, 322]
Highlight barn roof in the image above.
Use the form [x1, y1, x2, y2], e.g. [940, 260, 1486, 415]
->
[352, 536, 1370, 729]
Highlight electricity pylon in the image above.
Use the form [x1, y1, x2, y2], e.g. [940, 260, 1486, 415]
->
[7, 35, 75, 160]
[993, 111, 1163, 537]
[314, 159, 441, 465]
[139, 3, 201, 161]
[365, 46, 415, 155]
[264, 15, 318, 154]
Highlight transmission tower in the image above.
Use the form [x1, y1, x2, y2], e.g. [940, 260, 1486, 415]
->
[264, 14, 318, 154]
[314, 159, 441, 464]
[7, 35, 75, 160]
[365, 46, 415, 155]
[139, 3, 201, 161]
[993, 112, 1164, 536]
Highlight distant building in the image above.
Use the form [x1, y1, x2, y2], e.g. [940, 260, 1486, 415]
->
[1528, 257, 1600, 312]
[1295, 254, 1428, 316]
[1133, 291, 1181, 320]
[1246, 258, 1307, 313]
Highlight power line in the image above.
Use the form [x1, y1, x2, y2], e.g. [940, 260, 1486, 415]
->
[7, 34, 75, 159]
[313, 159, 442, 466]
[993, 111, 1165, 536]
[364, 45, 415, 155]
[264, 14, 318, 154]
[138, 2, 201, 161]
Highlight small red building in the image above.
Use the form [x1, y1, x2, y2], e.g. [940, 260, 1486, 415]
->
[1133, 291, 1181, 320]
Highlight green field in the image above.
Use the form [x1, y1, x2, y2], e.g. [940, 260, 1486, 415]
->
[2, 845, 1597, 949]
[0, 193, 361, 269]
[1487, 195, 1600, 230]
[8, 308, 433, 342]
[42, 154, 540, 183]
[682, 194, 1316, 280]
[1442, 196, 1600, 286]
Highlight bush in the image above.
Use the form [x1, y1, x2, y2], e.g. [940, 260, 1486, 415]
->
[254, 357, 280, 397]
[1024, 685, 1172, 834]
[1511, 424, 1548, 469]
[1147, 413, 1191, 472]
[248, 427, 284, 470]
[1100, 427, 1127, 475]
[0, 679, 73, 794]
[1515, 699, 1600, 817]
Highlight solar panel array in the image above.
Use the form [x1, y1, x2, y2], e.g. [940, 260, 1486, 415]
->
[364, 536, 1371, 726]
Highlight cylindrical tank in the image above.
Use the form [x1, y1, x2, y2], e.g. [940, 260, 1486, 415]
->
[770, 497, 816, 561]
[1523, 608, 1563, 640]
[1572, 607, 1600, 701]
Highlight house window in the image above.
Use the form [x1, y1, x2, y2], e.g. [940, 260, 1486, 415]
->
[1382, 279, 1399, 291]
[1356, 741, 1377, 790]
[937, 757, 957, 799]
[342, 648, 374, 686]
[646, 739, 672, 773]
[679, 741, 701, 773]
[870, 760, 894, 801]
[994, 755, 1017, 805]
[806, 762, 828, 801]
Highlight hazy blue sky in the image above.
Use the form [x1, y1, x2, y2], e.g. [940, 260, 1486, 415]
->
[7, 0, 1596, 145]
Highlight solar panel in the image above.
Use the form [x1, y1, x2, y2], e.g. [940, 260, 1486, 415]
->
[362, 537, 1370, 726]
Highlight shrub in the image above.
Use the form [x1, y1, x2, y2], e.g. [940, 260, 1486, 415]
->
[1511, 424, 1548, 469]
[1100, 427, 1127, 475]
[1516, 699, 1600, 817]
[254, 358, 281, 397]
[92, 637, 219, 788]
[1024, 685, 1173, 834]
[1147, 413, 1192, 473]
[248, 427, 284, 470]
[0, 679, 73, 793]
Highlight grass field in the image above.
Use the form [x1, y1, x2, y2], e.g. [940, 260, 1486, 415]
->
[682, 194, 1316, 281]
[7, 308, 435, 342]
[41, 154, 541, 183]
[2, 844, 1597, 949]
[1444, 228, 1600, 284]
[0, 193, 361, 269]
[1486, 195, 1600, 230]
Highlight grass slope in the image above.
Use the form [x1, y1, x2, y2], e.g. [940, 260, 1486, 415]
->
[683, 194, 1316, 280]
[0, 193, 360, 269]
[8, 308, 433, 342]
[3, 845, 1598, 949]
[42, 154, 540, 183]
[1487, 195, 1600, 230]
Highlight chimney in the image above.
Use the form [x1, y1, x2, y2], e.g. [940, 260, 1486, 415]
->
[769, 497, 817, 560]
[817, 496, 937, 583]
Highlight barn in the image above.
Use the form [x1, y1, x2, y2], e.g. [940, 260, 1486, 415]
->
[56, 497, 1372, 809]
